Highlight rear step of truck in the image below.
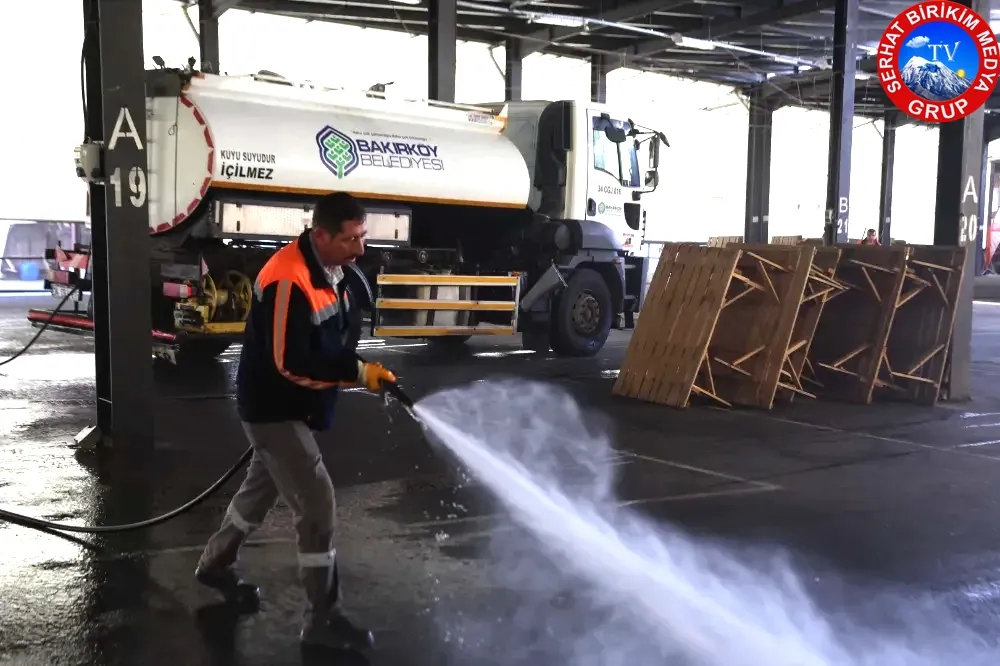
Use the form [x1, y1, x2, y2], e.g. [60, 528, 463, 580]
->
[372, 273, 521, 337]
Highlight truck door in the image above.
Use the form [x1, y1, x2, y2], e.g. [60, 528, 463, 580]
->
[587, 112, 641, 251]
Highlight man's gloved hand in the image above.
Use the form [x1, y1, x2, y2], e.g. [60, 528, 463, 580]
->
[356, 360, 397, 391]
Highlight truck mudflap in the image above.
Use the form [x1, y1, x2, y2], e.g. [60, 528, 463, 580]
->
[372, 273, 521, 337]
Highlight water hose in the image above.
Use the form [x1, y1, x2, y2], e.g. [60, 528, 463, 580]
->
[0, 284, 82, 367]
[0, 448, 253, 534]
[0, 290, 416, 537]
[0, 381, 414, 536]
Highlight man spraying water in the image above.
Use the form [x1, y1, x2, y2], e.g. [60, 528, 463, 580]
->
[196, 192, 397, 652]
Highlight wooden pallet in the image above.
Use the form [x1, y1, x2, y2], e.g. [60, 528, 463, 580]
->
[876, 246, 967, 404]
[613, 244, 740, 407]
[707, 236, 744, 247]
[777, 247, 845, 402]
[710, 244, 817, 408]
[770, 235, 804, 245]
[614, 244, 821, 409]
[806, 246, 908, 403]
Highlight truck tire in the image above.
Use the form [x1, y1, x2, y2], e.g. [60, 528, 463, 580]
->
[550, 268, 612, 357]
[178, 340, 232, 363]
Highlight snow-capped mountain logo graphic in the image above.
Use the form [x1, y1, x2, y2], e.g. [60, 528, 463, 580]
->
[875, 2, 998, 124]
[900, 55, 971, 102]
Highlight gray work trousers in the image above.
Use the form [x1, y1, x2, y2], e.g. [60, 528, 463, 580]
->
[198, 421, 342, 623]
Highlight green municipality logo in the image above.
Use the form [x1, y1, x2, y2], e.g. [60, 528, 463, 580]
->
[316, 126, 359, 179]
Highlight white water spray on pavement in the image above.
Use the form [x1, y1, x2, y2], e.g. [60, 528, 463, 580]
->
[414, 380, 993, 666]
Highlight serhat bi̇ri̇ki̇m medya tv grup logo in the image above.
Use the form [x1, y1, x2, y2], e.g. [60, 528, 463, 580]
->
[877, 0, 999, 123]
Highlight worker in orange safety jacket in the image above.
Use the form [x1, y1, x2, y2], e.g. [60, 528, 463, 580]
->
[859, 228, 881, 246]
[194, 192, 395, 652]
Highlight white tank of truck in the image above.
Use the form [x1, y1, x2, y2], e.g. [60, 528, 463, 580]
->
[147, 72, 532, 235]
[44, 68, 666, 362]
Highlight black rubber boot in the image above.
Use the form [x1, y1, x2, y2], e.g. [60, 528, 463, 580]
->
[195, 565, 261, 611]
[300, 562, 374, 651]
[300, 613, 375, 651]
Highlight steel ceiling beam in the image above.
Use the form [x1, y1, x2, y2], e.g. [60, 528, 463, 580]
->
[238, 0, 422, 18]
[238, 0, 525, 30]
[212, 0, 244, 15]
[626, 0, 837, 57]
[300, 14, 504, 42]
[517, 0, 693, 57]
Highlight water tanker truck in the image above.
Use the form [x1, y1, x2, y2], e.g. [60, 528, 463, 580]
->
[31, 65, 665, 363]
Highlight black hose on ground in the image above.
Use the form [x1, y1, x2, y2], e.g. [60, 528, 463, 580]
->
[0, 447, 252, 534]
[0, 376, 414, 536]
[0, 285, 255, 535]
[0, 269, 419, 538]
[0, 284, 82, 367]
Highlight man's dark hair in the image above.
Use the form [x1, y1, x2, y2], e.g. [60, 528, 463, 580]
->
[312, 192, 365, 234]
[867, 228, 877, 234]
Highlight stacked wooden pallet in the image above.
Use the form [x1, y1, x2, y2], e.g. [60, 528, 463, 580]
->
[614, 242, 967, 409]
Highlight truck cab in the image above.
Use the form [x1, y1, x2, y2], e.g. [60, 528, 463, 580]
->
[490, 100, 663, 350]
[496, 100, 662, 255]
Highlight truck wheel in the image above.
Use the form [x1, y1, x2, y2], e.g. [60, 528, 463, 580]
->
[550, 268, 612, 357]
[178, 340, 232, 363]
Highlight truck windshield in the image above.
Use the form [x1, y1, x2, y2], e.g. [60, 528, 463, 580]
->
[592, 117, 640, 188]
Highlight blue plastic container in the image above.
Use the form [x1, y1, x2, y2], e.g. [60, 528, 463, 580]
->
[19, 262, 40, 281]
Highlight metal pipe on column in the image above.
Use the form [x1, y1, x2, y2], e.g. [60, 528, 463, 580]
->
[823, 0, 860, 245]
[590, 55, 608, 103]
[81, 0, 154, 448]
[744, 93, 773, 244]
[198, 0, 221, 73]
[878, 112, 898, 244]
[505, 38, 523, 101]
[976, 143, 988, 276]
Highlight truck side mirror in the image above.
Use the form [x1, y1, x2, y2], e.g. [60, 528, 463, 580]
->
[645, 170, 659, 188]
[649, 136, 660, 169]
[604, 125, 627, 144]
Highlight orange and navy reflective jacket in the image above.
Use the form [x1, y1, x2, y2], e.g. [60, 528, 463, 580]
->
[236, 231, 362, 430]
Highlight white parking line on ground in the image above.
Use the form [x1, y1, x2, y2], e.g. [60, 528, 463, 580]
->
[722, 408, 1000, 462]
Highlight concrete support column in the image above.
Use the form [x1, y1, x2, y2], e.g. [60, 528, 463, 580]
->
[198, 0, 220, 73]
[428, 0, 457, 102]
[504, 38, 523, 101]
[590, 55, 608, 103]
[878, 112, 898, 243]
[932, 0, 989, 400]
[744, 94, 773, 244]
[823, 0, 859, 245]
[82, 0, 154, 448]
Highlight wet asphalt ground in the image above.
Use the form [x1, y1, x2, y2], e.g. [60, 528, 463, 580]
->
[6, 293, 1000, 664]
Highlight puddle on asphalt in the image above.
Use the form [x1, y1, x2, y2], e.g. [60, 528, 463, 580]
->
[472, 349, 536, 359]
[0, 352, 97, 382]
